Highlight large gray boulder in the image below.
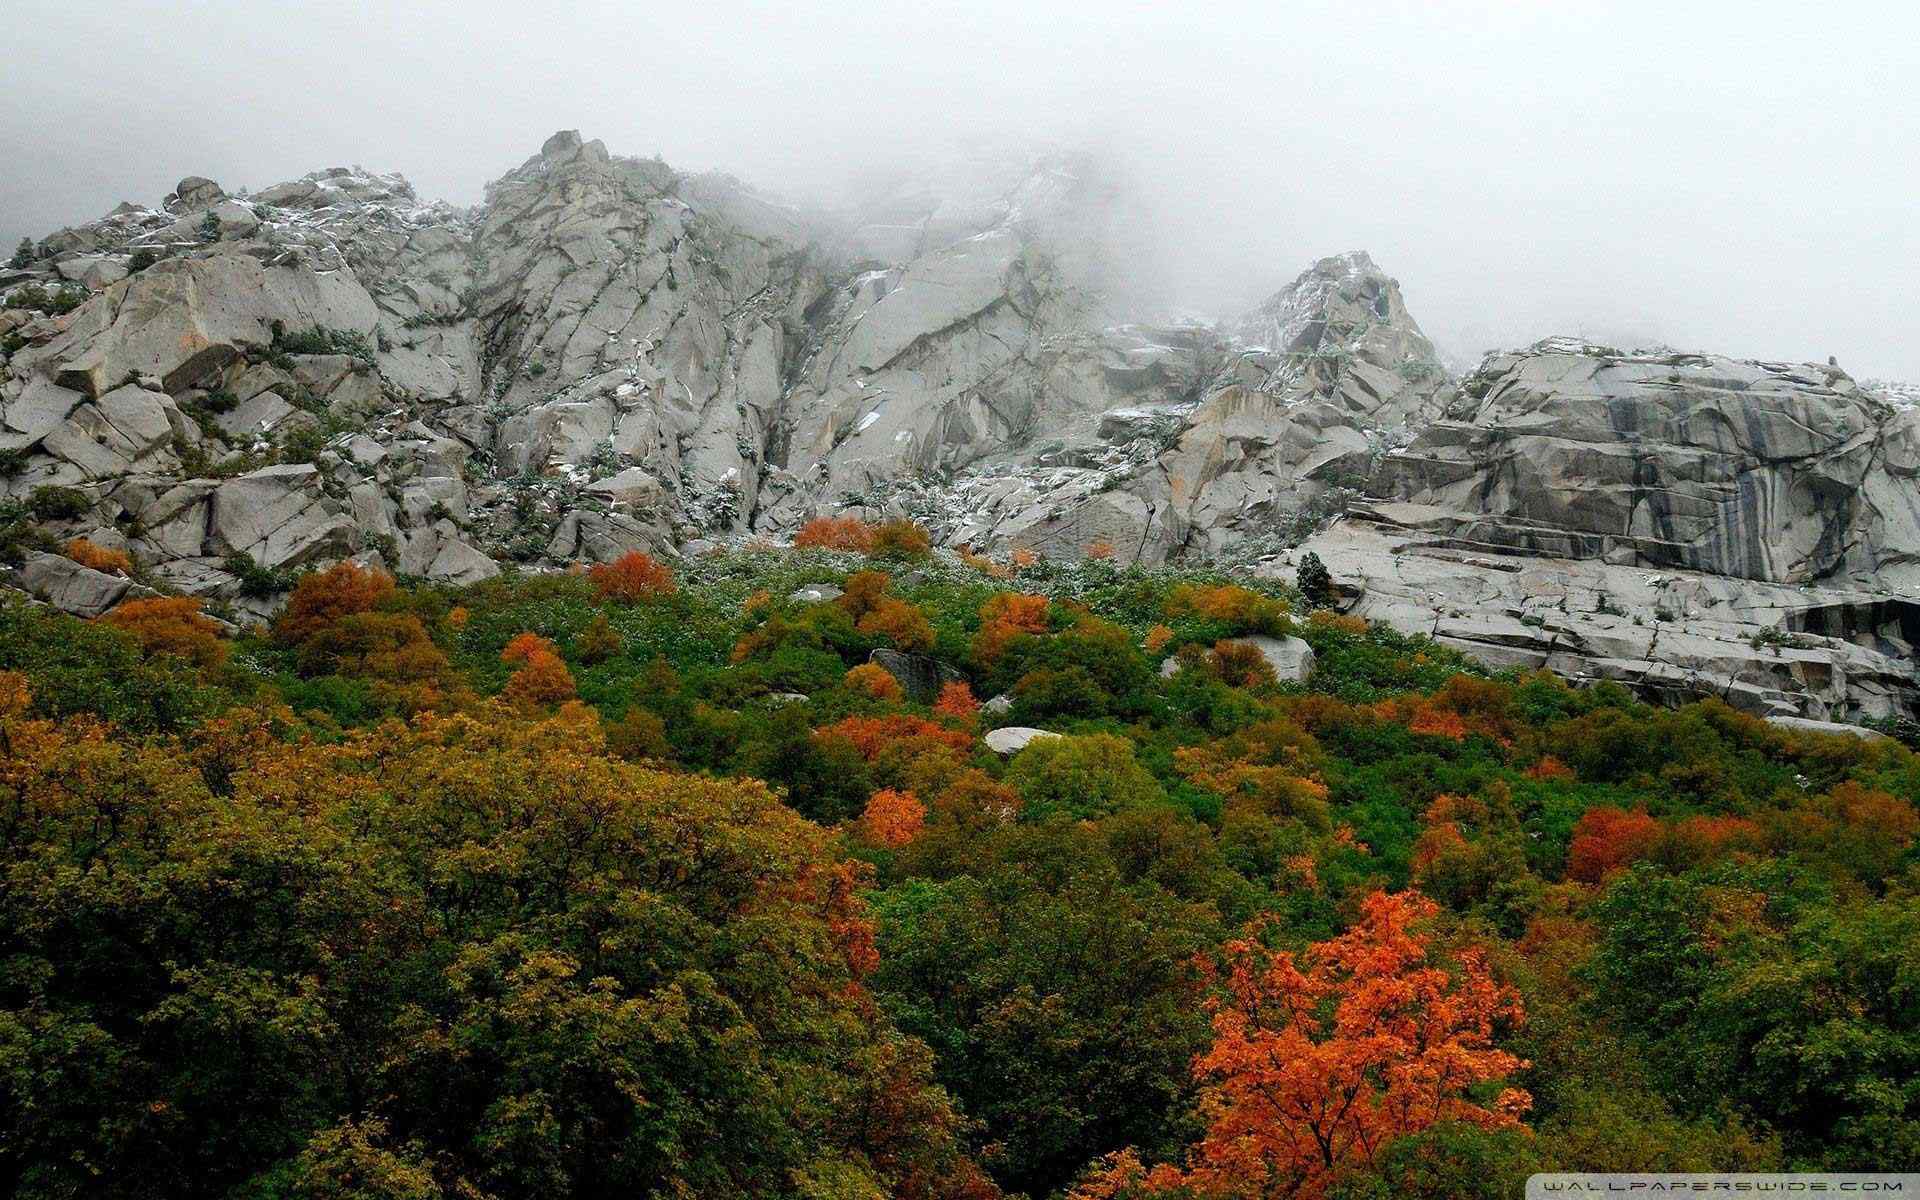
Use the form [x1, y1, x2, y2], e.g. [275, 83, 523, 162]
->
[4, 551, 139, 617]
[31, 255, 376, 399]
[985, 726, 1062, 755]
[868, 648, 965, 704]
[1160, 634, 1316, 683]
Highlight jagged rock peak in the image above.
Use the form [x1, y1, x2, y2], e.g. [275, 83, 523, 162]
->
[1233, 250, 1430, 356]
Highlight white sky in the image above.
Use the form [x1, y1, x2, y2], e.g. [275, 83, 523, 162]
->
[4, 0, 1916, 376]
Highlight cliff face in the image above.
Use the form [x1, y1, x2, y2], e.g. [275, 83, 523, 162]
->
[3, 131, 1914, 722]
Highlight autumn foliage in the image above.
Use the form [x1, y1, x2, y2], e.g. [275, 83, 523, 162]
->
[845, 662, 906, 701]
[933, 680, 981, 720]
[274, 561, 395, 646]
[864, 787, 928, 848]
[588, 550, 676, 603]
[99, 596, 227, 667]
[64, 537, 132, 575]
[500, 632, 576, 706]
[870, 519, 933, 560]
[836, 570, 935, 652]
[13, 536, 1920, 1196]
[1164, 583, 1290, 636]
[794, 515, 878, 551]
[972, 592, 1050, 664]
[1566, 806, 1663, 883]
[1079, 891, 1529, 1200]
[819, 714, 975, 759]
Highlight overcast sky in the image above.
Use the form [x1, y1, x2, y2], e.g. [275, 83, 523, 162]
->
[4, 0, 1916, 376]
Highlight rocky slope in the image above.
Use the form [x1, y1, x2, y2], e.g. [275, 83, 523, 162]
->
[3, 131, 1913, 722]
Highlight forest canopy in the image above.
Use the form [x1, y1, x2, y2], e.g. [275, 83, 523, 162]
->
[0, 539, 1914, 1198]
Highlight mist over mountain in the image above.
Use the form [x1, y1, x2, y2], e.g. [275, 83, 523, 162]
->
[5, 0, 1917, 376]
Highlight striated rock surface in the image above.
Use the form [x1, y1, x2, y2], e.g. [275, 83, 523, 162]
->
[1262, 502, 1918, 722]
[4, 131, 1915, 723]
[1375, 340, 1913, 588]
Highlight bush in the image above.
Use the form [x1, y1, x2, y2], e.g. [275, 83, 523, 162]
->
[869, 519, 932, 561]
[9, 236, 32, 268]
[27, 485, 91, 521]
[1566, 807, 1662, 883]
[844, 662, 905, 702]
[500, 632, 576, 707]
[272, 323, 376, 365]
[793, 515, 876, 551]
[856, 595, 935, 653]
[1210, 639, 1277, 688]
[576, 611, 624, 664]
[64, 537, 131, 575]
[1003, 733, 1165, 821]
[275, 561, 396, 646]
[99, 596, 228, 668]
[588, 551, 675, 604]
[606, 706, 671, 760]
[1297, 551, 1333, 608]
[863, 788, 928, 848]
[1164, 582, 1290, 638]
[224, 551, 291, 599]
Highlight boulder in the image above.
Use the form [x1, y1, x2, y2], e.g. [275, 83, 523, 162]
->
[215, 390, 298, 437]
[168, 176, 225, 210]
[4, 551, 137, 617]
[35, 255, 378, 398]
[426, 537, 501, 585]
[586, 467, 666, 510]
[209, 464, 355, 569]
[1765, 715, 1892, 743]
[985, 726, 1062, 755]
[868, 648, 963, 704]
[1160, 634, 1316, 682]
[55, 256, 129, 290]
[40, 385, 181, 477]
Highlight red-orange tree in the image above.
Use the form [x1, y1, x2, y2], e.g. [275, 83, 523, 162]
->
[588, 551, 675, 603]
[500, 632, 576, 707]
[274, 561, 395, 646]
[1079, 890, 1529, 1200]
[99, 596, 227, 667]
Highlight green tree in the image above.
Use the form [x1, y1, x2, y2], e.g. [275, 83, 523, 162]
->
[1004, 733, 1165, 821]
[873, 822, 1217, 1197]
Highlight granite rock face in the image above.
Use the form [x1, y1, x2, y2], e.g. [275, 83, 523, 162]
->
[1376, 340, 1911, 587]
[4, 132, 1916, 723]
[1262, 502, 1919, 722]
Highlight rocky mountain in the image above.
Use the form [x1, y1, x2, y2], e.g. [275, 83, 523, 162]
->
[3, 131, 1914, 725]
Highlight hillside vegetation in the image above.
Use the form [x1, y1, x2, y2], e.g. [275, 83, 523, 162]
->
[1, 529, 1914, 1198]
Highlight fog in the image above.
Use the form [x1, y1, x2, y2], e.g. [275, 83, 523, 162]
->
[4, 0, 1916, 376]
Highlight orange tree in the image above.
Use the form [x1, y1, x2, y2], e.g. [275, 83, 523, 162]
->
[1079, 890, 1529, 1200]
[587, 550, 676, 603]
[99, 596, 228, 668]
[273, 560, 395, 646]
